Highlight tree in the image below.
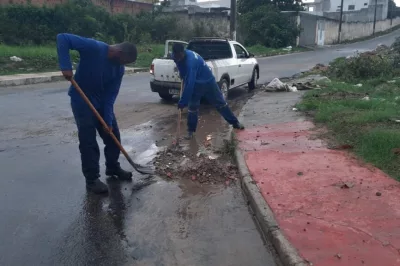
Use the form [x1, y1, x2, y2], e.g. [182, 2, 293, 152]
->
[239, 4, 300, 48]
[237, 1, 302, 48]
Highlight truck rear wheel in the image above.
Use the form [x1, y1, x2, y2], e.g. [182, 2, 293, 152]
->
[158, 92, 173, 101]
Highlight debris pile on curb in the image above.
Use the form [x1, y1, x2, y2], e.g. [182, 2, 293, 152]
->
[264, 78, 298, 92]
[263, 74, 331, 92]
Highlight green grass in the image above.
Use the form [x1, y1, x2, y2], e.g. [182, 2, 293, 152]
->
[0, 45, 64, 75]
[297, 79, 400, 180]
[247, 44, 309, 57]
[0, 44, 164, 75]
[0, 43, 308, 75]
[127, 44, 163, 69]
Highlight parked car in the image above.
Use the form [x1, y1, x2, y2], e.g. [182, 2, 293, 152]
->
[149, 38, 260, 100]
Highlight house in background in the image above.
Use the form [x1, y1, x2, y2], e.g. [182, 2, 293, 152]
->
[303, 0, 389, 22]
[168, 0, 230, 9]
[0, 0, 152, 15]
[163, 0, 230, 14]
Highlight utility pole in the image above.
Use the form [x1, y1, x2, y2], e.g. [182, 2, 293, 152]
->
[337, 0, 344, 43]
[230, 0, 237, 41]
[390, 0, 393, 26]
[152, 0, 155, 20]
[373, 0, 378, 35]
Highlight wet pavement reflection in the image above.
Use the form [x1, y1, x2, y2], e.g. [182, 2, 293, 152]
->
[0, 80, 278, 266]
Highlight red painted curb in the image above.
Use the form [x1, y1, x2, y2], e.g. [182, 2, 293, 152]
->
[236, 121, 400, 266]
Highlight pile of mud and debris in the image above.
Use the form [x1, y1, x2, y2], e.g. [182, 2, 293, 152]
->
[262, 42, 400, 93]
[263, 74, 331, 93]
[154, 137, 239, 185]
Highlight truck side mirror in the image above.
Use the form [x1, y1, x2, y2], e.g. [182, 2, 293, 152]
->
[248, 53, 254, 58]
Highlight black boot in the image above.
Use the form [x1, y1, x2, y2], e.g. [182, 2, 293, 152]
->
[233, 122, 245, 130]
[106, 166, 133, 181]
[86, 179, 109, 194]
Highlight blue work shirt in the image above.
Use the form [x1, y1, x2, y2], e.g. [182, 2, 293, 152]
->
[56, 33, 124, 126]
[173, 49, 215, 105]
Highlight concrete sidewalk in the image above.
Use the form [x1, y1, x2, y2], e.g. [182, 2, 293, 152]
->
[0, 67, 147, 87]
[233, 91, 400, 266]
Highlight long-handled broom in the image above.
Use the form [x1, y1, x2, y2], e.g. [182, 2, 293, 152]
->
[70, 79, 153, 175]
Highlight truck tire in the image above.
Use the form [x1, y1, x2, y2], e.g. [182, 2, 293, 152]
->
[219, 79, 229, 100]
[158, 92, 173, 101]
[248, 68, 258, 91]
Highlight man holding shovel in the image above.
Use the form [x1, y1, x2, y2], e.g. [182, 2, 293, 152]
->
[172, 43, 244, 140]
[57, 33, 137, 194]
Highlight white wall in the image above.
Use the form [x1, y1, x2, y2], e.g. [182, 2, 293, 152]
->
[326, 0, 370, 12]
[323, 17, 400, 45]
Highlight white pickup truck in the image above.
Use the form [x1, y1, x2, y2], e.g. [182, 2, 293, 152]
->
[149, 38, 260, 100]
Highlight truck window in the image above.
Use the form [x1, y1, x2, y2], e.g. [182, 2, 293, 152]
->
[187, 41, 233, 60]
[234, 44, 248, 59]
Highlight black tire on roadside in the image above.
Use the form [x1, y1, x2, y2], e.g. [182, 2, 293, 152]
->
[248, 68, 258, 91]
[158, 92, 173, 101]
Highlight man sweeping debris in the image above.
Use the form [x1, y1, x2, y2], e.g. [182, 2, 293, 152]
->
[172, 43, 244, 140]
[57, 33, 137, 194]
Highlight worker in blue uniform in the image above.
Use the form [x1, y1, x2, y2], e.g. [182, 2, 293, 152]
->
[172, 43, 244, 140]
[57, 33, 137, 194]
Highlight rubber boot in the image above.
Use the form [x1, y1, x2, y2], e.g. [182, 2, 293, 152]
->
[86, 179, 109, 194]
[233, 122, 245, 130]
[184, 131, 195, 140]
[106, 166, 133, 181]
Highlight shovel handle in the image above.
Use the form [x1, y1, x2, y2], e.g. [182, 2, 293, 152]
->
[70, 79, 132, 165]
[176, 82, 184, 140]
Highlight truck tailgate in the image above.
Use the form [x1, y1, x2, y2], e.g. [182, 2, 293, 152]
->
[153, 58, 181, 83]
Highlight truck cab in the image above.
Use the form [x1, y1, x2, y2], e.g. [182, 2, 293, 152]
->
[150, 38, 259, 100]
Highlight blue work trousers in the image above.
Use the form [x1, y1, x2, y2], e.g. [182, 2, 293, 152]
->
[187, 80, 239, 132]
[71, 100, 121, 182]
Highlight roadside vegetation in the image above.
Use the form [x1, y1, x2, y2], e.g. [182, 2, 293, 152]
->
[0, 44, 308, 75]
[297, 40, 400, 180]
[0, 0, 303, 75]
[0, 44, 165, 75]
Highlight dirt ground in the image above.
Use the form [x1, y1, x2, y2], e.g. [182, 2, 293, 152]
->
[154, 136, 239, 185]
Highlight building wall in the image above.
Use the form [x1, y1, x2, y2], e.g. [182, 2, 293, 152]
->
[323, 4, 387, 22]
[173, 11, 230, 38]
[323, 16, 400, 44]
[306, 0, 388, 22]
[298, 14, 318, 46]
[0, 0, 152, 15]
[325, 0, 369, 12]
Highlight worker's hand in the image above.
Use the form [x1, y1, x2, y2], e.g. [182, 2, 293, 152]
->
[177, 101, 187, 110]
[62, 70, 73, 81]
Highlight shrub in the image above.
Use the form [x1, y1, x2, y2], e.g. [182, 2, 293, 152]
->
[239, 5, 300, 48]
[0, 1, 214, 46]
[328, 53, 395, 81]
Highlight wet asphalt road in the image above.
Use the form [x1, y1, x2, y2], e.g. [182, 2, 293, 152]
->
[1, 31, 399, 266]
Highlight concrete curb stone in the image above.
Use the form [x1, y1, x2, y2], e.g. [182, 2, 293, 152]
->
[228, 114, 308, 266]
[0, 67, 148, 87]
